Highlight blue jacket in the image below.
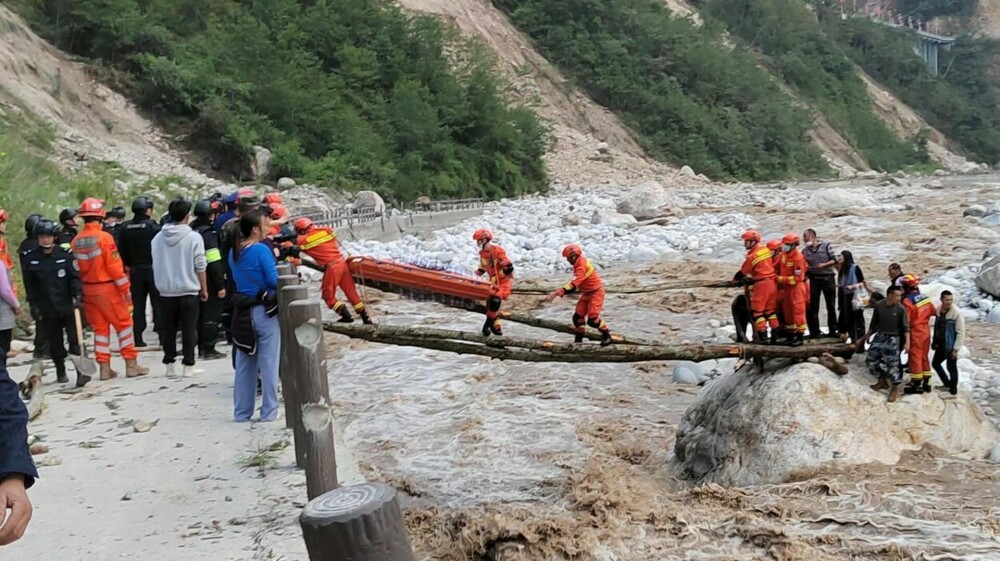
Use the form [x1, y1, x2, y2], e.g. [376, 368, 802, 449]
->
[0, 361, 37, 488]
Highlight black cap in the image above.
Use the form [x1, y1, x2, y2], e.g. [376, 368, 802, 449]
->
[132, 196, 154, 214]
[33, 218, 58, 237]
[193, 199, 213, 218]
[24, 214, 43, 236]
[58, 208, 78, 224]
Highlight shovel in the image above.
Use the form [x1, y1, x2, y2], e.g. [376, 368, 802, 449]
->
[71, 308, 96, 386]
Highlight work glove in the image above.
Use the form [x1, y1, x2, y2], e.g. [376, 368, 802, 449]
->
[72, 297, 82, 309]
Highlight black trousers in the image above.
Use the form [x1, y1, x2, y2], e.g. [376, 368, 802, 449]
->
[932, 347, 959, 393]
[198, 293, 224, 353]
[32, 322, 50, 359]
[0, 329, 10, 357]
[38, 315, 80, 363]
[807, 275, 838, 337]
[160, 295, 199, 366]
[130, 266, 161, 343]
[837, 287, 866, 345]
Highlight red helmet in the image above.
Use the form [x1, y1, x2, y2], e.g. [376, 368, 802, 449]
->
[781, 232, 800, 245]
[269, 204, 287, 220]
[901, 273, 920, 289]
[472, 228, 493, 244]
[294, 217, 314, 234]
[263, 193, 283, 206]
[210, 200, 224, 214]
[79, 197, 107, 218]
[741, 230, 761, 244]
[562, 244, 583, 260]
[766, 239, 782, 251]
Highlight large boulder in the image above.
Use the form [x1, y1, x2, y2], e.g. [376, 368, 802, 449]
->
[250, 145, 272, 180]
[811, 188, 875, 211]
[276, 177, 296, 190]
[591, 209, 638, 226]
[964, 204, 988, 218]
[616, 181, 683, 220]
[353, 190, 386, 216]
[670, 362, 999, 486]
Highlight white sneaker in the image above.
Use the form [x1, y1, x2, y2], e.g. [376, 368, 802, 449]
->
[165, 363, 177, 378]
[182, 365, 200, 378]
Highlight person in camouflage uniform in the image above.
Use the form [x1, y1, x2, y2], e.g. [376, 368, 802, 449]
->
[862, 285, 910, 402]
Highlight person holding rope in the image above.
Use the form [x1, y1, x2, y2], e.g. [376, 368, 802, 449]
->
[473, 229, 513, 337]
[546, 244, 614, 346]
[733, 230, 779, 344]
[291, 217, 373, 325]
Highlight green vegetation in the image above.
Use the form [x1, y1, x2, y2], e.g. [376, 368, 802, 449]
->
[492, 0, 827, 181]
[897, 0, 976, 20]
[8, 0, 548, 201]
[828, 17, 1000, 165]
[698, 0, 929, 171]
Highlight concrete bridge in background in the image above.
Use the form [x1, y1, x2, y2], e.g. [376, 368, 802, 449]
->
[840, 0, 959, 75]
[878, 20, 957, 75]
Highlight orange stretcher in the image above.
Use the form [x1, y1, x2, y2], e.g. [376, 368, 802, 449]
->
[346, 256, 492, 308]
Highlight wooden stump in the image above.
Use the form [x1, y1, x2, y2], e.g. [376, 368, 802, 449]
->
[288, 300, 338, 498]
[277, 275, 301, 430]
[280, 284, 310, 467]
[299, 483, 415, 561]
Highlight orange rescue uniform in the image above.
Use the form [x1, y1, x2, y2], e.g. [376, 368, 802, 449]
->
[776, 248, 808, 334]
[560, 256, 609, 334]
[476, 244, 513, 328]
[904, 293, 936, 381]
[71, 222, 137, 363]
[296, 226, 366, 315]
[0, 237, 15, 297]
[738, 242, 779, 334]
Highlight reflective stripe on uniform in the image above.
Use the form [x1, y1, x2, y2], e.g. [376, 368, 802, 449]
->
[114, 277, 128, 286]
[353, 302, 365, 310]
[94, 345, 111, 354]
[205, 248, 222, 263]
[74, 248, 103, 260]
[94, 335, 110, 343]
[119, 327, 133, 338]
[301, 232, 335, 250]
[751, 248, 772, 266]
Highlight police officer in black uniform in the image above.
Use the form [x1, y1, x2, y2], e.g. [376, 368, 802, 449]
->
[22, 219, 86, 387]
[118, 196, 160, 347]
[191, 200, 227, 360]
[18, 214, 48, 360]
[56, 208, 79, 250]
[103, 206, 126, 242]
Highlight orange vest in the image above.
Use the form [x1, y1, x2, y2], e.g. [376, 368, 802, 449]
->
[71, 222, 130, 292]
[296, 226, 342, 267]
[563, 256, 603, 294]
[904, 293, 936, 331]
[777, 249, 807, 286]
[478, 244, 513, 286]
[740, 242, 776, 280]
[0, 237, 15, 297]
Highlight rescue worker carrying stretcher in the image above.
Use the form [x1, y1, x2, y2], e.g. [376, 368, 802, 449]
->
[70, 198, 149, 380]
[290, 217, 372, 324]
[901, 273, 936, 394]
[473, 229, 513, 337]
[775, 233, 808, 347]
[546, 244, 614, 346]
[733, 230, 780, 344]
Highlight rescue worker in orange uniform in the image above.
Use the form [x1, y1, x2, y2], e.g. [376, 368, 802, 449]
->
[546, 244, 613, 346]
[901, 274, 936, 394]
[775, 233, 809, 346]
[292, 217, 372, 324]
[473, 229, 514, 337]
[70, 198, 149, 380]
[733, 230, 779, 343]
[0, 209, 15, 297]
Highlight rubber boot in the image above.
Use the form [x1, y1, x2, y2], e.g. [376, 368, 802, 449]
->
[888, 383, 903, 403]
[337, 307, 354, 324]
[125, 359, 149, 378]
[489, 320, 503, 337]
[482, 317, 493, 337]
[359, 310, 374, 326]
[769, 331, 780, 345]
[574, 331, 585, 344]
[600, 330, 613, 347]
[789, 334, 804, 348]
[920, 377, 932, 394]
[870, 377, 889, 391]
[903, 379, 923, 395]
[55, 361, 68, 384]
[99, 362, 118, 381]
[75, 368, 91, 388]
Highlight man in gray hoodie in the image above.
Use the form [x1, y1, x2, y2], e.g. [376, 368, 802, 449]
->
[152, 198, 208, 377]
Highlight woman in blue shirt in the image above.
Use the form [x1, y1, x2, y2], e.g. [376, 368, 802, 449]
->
[228, 209, 281, 422]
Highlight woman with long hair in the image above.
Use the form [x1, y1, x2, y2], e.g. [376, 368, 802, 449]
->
[837, 250, 870, 350]
[227, 209, 280, 422]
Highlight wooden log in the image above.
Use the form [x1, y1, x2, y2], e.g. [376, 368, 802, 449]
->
[280, 284, 310, 468]
[299, 483, 415, 561]
[512, 279, 734, 295]
[322, 322, 857, 363]
[464, 305, 661, 346]
[277, 275, 301, 430]
[288, 300, 339, 499]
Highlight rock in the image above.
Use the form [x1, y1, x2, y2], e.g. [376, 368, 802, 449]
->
[991, 443, 1000, 463]
[594, 142, 610, 155]
[679, 165, 697, 178]
[627, 246, 660, 263]
[616, 181, 683, 220]
[592, 211, 638, 226]
[276, 177, 296, 190]
[28, 443, 48, 455]
[250, 146, 272, 180]
[976, 255, 1000, 298]
[982, 214, 1000, 227]
[353, 190, 386, 216]
[10, 340, 32, 353]
[964, 205, 988, 218]
[669, 362, 1000, 486]
[889, 177, 909, 187]
[562, 213, 582, 227]
[133, 419, 155, 433]
[934, 169, 948, 177]
[986, 307, 1000, 324]
[811, 188, 875, 210]
[969, 227, 1000, 240]
[708, 319, 722, 329]
[121, 493, 132, 501]
[926, 179, 945, 188]
[672, 367, 700, 385]
[985, 244, 1000, 260]
[857, 170, 881, 180]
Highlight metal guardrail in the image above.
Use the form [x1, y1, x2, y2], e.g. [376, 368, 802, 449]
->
[302, 198, 486, 231]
